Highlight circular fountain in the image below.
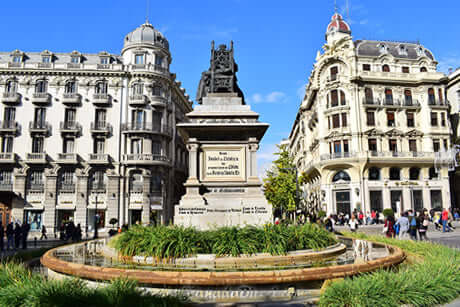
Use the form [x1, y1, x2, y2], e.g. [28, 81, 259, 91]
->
[40, 235, 405, 304]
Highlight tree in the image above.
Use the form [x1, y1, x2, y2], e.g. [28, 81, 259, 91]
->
[263, 144, 298, 218]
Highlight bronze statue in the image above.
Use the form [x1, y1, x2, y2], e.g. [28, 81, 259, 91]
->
[196, 41, 245, 104]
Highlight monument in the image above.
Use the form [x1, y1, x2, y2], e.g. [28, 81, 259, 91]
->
[174, 41, 272, 229]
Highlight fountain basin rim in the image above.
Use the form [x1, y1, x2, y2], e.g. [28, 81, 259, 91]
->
[40, 238, 406, 286]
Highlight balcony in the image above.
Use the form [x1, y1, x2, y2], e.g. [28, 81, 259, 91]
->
[26, 153, 48, 164]
[62, 93, 82, 105]
[428, 98, 449, 108]
[129, 94, 148, 106]
[0, 153, 16, 163]
[66, 63, 82, 69]
[362, 98, 381, 106]
[59, 183, 75, 193]
[27, 183, 45, 193]
[368, 151, 435, 159]
[37, 63, 52, 69]
[90, 121, 112, 135]
[320, 152, 356, 161]
[150, 95, 167, 106]
[402, 99, 421, 108]
[0, 183, 13, 191]
[121, 122, 172, 136]
[122, 154, 170, 165]
[57, 153, 79, 164]
[31, 93, 51, 105]
[0, 120, 20, 135]
[154, 64, 168, 73]
[92, 93, 111, 106]
[88, 153, 110, 164]
[89, 183, 106, 193]
[97, 64, 111, 70]
[132, 64, 146, 70]
[8, 62, 22, 68]
[29, 121, 51, 135]
[2, 92, 21, 104]
[59, 121, 82, 135]
[362, 98, 421, 109]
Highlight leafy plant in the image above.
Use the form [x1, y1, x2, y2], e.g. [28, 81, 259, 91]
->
[382, 208, 394, 218]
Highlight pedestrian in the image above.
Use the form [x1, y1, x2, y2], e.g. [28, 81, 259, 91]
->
[376, 211, 381, 224]
[75, 224, 82, 242]
[6, 222, 14, 250]
[40, 225, 48, 240]
[395, 212, 410, 240]
[358, 211, 364, 225]
[441, 208, 450, 233]
[454, 210, 459, 221]
[21, 222, 30, 250]
[14, 223, 21, 250]
[384, 215, 395, 238]
[0, 222, 4, 252]
[348, 214, 359, 232]
[408, 210, 418, 240]
[448, 209, 456, 230]
[434, 212, 442, 231]
[325, 215, 334, 232]
[371, 210, 376, 224]
[419, 215, 429, 241]
[366, 211, 371, 225]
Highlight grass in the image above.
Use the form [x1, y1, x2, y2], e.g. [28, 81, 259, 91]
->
[319, 232, 460, 307]
[0, 262, 189, 307]
[114, 223, 337, 258]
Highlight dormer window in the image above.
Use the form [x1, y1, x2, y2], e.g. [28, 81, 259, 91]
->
[100, 57, 109, 65]
[416, 47, 424, 56]
[382, 64, 390, 72]
[13, 55, 22, 63]
[70, 56, 80, 64]
[379, 44, 388, 54]
[135, 54, 144, 65]
[42, 56, 50, 63]
[402, 66, 409, 73]
[398, 45, 408, 56]
[420, 67, 427, 72]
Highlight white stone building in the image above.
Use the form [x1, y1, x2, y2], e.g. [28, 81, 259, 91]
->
[447, 68, 460, 210]
[289, 13, 452, 216]
[0, 21, 193, 236]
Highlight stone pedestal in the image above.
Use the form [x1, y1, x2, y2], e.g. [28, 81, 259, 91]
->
[174, 93, 272, 230]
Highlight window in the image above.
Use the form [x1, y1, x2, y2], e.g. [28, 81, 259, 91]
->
[330, 66, 338, 81]
[382, 64, 390, 72]
[3, 107, 16, 122]
[385, 88, 393, 105]
[130, 172, 143, 193]
[430, 190, 442, 209]
[343, 140, 349, 153]
[333, 141, 341, 153]
[365, 88, 373, 103]
[363, 64, 371, 71]
[70, 56, 79, 64]
[33, 108, 46, 127]
[420, 67, 427, 72]
[132, 110, 145, 127]
[443, 139, 448, 150]
[368, 167, 380, 180]
[28, 170, 44, 192]
[65, 81, 77, 94]
[35, 80, 47, 93]
[328, 116, 331, 129]
[63, 138, 75, 153]
[409, 139, 417, 152]
[25, 211, 43, 232]
[93, 138, 105, 154]
[332, 171, 351, 182]
[428, 88, 435, 105]
[389, 139, 397, 152]
[387, 111, 395, 127]
[407, 112, 415, 127]
[404, 89, 413, 106]
[433, 139, 440, 152]
[441, 112, 446, 126]
[90, 170, 105, 190]
[95, 81, 108, 94]
[151, 175, 162, 194]
[438, 89, 443, 103]
[152, 142, 162, 155]
[131, 139, 142, 154]
[95, 109, 106, 126]
[389, 167, 401, 180]
[152, 111, 162, 129]
[331, 90, 338, 107]
[332, 114, 340, 128]
[64, 108, 76, 124]
[60, 170, 75, 191]
[6, 80, 18, 94]
[100, 57, 109, 65]
[341, 113, 347, 127]
[340, 90, 346, 105]
[42, 56, 50, 63]
[152, 85, 164, 97]
[31, 137, 44, 153]
[132, 83, 143, 95]
[1, 136, 13, 153]
[429, 167, 438, 180]
[431, 112, 438, 126]
[409, 167, 420, 180]
[0, 171, 12, 185]
[135, 54, 144, 65]
[402, 66, 409, 73]
[368, 139, 377, 152]
[12, 56, 22, 63]
[155, 55, 164, 66]
[367, 111, 375, 126]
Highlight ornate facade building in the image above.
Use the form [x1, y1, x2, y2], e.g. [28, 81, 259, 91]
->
[289, 13, 452, 216]
[0, 21, 193, 236]
[447, 68, 460, 209]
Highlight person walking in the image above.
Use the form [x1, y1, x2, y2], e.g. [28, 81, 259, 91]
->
[348, 214, 359, 232]
[21, 222, 30, 250]
[395, 212, 410, 240]
[40, 225, 48, 240]
[0, 222, 4, 252]
[418, 214, 429, 241]
[6, 222, 14, 250]
[408, 210, 418, 240]
[442, 208, 450, 233]
[371, 210, 376, 224]
[384, 215, 396, 238]
[13, 223, 21, 250]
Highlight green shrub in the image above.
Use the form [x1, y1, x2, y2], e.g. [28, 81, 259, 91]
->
[319, 233, 460, 307]
[382, 208, 394, 217]
[114, 223, 336, 259]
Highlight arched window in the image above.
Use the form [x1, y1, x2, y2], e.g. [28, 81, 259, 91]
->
[428, 88, 435, 105]
[382, 64, 390, 72]
[132, 83, 143, 95]
[332, 171, 351, 182]
[365, 88, 373, 103]
[35, 80, 47, 93]
[95, 81, 108, 94]
[65, 81, 77, 94]
[404, 89, 413, 106]
[368, 167, 380, 181]
[389, 167, 401, 180]
[409, 167, 420, 180]
[329, 89, 346, 107]
[420, 67, 427, 72]
[429, 167, 438, 180]
[6, 80, 18, 94]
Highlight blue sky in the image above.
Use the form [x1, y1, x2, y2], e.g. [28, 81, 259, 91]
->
[2, 0, 460, 175]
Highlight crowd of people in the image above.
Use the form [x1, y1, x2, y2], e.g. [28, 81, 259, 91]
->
[0, 221, 31, 252]
[58, 220, 83, 242]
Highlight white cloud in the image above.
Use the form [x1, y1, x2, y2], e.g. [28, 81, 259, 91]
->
[248, 91, 287, 104]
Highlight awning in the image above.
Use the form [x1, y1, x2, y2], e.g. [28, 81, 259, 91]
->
[56, 204, 76, 210]
[129, 203, 143, 210]
[24, 205, 44, 211]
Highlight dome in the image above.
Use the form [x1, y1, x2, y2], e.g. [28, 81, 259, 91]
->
[124, 22, 169, 50]
[326, 13, 351, 36]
